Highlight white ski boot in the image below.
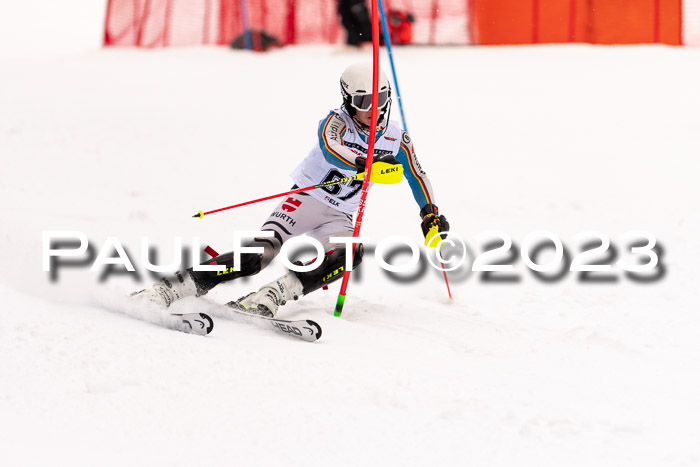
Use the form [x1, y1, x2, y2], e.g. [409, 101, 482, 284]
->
[130, 271, 198, 308]
[228, 272, 303, 317]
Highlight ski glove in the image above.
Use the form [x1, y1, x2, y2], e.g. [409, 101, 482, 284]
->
[420, 204, 449, 247]
[354, 156, 368, 174]
[354, 154, 404, 185]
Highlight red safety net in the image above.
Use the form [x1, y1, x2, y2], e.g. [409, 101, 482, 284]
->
[103, 0, 474, 47]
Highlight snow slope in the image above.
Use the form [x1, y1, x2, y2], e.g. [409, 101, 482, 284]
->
[1, 26, 700, 467]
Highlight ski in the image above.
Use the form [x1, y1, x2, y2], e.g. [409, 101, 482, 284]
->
[128, 288, 214, 336]
[220, 307, 322, 342]
[171, 312, 215, 336]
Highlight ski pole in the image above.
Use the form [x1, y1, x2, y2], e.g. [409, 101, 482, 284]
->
[192, 173, 363, 219]
[378, 0, 452, 300]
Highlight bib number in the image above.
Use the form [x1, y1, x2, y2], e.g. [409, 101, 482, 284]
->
[320, 169, 364, 201]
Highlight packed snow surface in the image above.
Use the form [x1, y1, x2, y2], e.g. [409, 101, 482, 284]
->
[1, 27, 700, 467]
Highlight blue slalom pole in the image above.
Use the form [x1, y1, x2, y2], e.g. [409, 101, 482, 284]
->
[239, 0, 253, 50]
[378, 0, 453, 300]
[378, 0, 408, 132]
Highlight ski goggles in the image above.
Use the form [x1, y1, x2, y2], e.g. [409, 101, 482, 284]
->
[350, 90, 390, 112]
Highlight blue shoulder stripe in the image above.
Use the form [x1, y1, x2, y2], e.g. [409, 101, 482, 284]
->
[318, 112, 356, 170]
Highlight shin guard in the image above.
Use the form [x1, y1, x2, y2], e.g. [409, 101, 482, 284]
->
[188, 252, 263, 296]
[293, 245, 364, 295]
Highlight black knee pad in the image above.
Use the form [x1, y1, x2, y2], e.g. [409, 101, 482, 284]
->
[188, 251, 263, 295]
[187, 236, 280, 295]
[294, 244, 364, 295]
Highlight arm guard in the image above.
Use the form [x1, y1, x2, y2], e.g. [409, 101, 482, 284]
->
[396, 130, 437, 208]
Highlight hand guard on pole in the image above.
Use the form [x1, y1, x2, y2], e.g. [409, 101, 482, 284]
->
[354, 154, 404, 185]
[420, 203, 449, 247]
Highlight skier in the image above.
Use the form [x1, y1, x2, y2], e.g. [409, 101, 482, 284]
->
[131, 63, 449, 317]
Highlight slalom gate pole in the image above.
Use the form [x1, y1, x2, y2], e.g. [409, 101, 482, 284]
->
[192, 174, 363, 219]
[333, 0, 381, 318]
[239, 0, 253, 50]
[378, 0, 409, 132]
[378, 0, 452, 300]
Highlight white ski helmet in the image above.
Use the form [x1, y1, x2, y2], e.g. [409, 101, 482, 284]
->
[340, 62, 392, 131]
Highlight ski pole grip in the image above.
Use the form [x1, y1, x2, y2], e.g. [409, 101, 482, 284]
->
[425, 224, 442, 247]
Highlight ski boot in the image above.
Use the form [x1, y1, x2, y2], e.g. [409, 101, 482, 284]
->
[227, 272, 303, 318]
[130, 271, 198, 308]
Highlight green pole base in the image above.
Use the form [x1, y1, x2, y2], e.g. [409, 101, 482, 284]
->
[334, 294, 346, 317]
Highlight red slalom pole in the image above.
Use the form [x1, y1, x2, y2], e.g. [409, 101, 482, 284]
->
[334, 0, 380, 317]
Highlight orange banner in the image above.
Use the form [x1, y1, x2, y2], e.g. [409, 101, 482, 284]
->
[471, 0, 681, 45]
